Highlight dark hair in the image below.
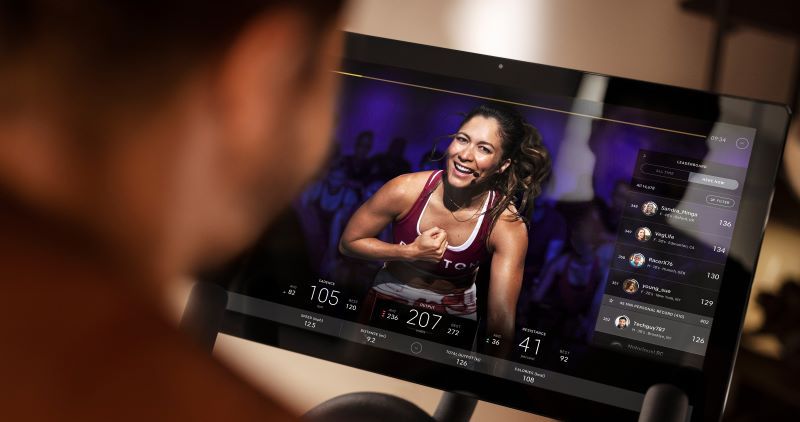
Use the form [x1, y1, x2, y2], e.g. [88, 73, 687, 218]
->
[458, 103, 551, 230]
[356, 131, 375, 143]
[0, 1, 345, 109]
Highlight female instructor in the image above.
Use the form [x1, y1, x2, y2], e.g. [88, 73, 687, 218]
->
[339, 104, 550, 343]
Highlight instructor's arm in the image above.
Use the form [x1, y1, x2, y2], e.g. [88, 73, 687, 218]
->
[487, 216, 528, 346]
[339, 174, 447, 263]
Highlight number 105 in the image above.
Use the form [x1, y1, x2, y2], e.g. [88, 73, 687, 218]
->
[310, 285, 339, 306]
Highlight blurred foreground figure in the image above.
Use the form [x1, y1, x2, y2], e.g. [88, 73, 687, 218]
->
[0, 1, 345, 420]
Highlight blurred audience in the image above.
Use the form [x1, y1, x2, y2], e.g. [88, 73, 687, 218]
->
[370, 136, 412, 181]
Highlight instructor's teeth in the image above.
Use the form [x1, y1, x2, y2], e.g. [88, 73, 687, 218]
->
[454, 163, 472, 173]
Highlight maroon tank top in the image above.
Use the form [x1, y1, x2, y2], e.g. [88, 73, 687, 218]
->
[392, 170, 497, 278]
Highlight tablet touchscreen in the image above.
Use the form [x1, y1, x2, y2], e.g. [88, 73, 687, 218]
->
[218, 33, 790, 421]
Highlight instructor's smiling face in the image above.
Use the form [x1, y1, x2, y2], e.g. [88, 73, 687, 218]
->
[446, 115, 509, 188]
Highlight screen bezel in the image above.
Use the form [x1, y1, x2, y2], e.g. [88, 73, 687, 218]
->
[218, 32, 791, 421]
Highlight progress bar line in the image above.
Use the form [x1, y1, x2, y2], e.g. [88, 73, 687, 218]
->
[334, 71, 708, 139]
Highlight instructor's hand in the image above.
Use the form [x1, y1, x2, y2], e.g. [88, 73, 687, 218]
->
[406, 227, 448, 263]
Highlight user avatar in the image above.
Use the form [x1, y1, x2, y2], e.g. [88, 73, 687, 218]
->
[641, 201, 658, 216]
[629, 253, 646, 268]
[635, 227, 652, 242]
[615, 316, 629, 329]
[623, 278, 639, 294]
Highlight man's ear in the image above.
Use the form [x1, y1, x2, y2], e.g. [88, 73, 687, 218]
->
[213, 9, 309, 156]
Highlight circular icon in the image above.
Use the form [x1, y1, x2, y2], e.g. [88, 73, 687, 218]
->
[623, 278, 640, 294]
[629, 253, 646, 268]
[635, 227, 652, 242]
[641, 201, 658, 216]
[615, 315, 630, 329]
[736, 138, 750, 149]
[410, 342, 423, 354]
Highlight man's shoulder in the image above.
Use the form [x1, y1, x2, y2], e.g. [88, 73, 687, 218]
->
[0, 240, 295, 421]
[96, 309, 295, 420]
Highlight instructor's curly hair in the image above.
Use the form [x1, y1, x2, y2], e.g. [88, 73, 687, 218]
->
[457, 103, 551, 231]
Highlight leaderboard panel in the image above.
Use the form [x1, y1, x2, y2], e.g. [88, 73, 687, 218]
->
[592, 147, 748, 367]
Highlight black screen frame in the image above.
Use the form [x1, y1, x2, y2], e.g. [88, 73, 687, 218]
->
[218, 32, 791, 421]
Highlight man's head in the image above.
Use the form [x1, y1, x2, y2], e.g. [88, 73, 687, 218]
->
[354, 131, 374, 159]
[0, 1, 346, 282]
[611, 180, 630, 211]
[388, 137, 407, 157]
